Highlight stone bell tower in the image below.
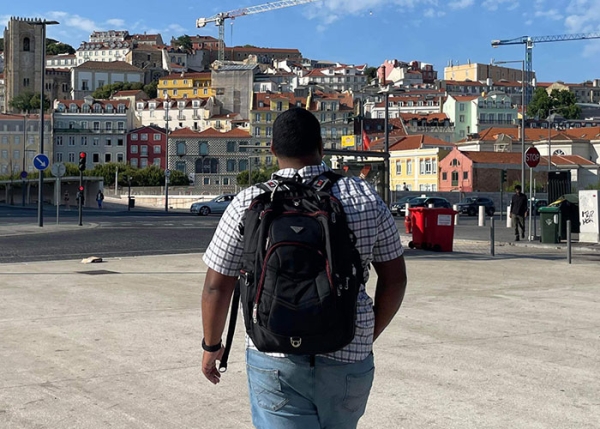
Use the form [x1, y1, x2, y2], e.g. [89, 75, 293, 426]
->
[3, 17, 44, 113]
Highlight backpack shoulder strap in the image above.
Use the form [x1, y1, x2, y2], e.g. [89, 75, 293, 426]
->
[309, 170, 344, 193]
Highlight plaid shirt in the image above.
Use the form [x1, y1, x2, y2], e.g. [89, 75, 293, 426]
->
[203, 165, 404, 363]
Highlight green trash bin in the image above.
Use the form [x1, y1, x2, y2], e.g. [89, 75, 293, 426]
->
[538, 206, 560, 243]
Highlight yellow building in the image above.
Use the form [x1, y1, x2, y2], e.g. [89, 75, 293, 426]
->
[157, 72, 214, 99]
[388, 135, 454, 192]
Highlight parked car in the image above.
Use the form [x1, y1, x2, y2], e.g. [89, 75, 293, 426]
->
[190, 194, 236, 216]
[456, 196, 496, 216]
[390, 195, 416, 216]
[398, 196, 452, 217]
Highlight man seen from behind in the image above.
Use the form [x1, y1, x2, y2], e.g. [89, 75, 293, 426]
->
[200, 107, 407, 428]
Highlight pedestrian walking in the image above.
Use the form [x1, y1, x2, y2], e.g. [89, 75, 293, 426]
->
[200, 107, 408, 428]
[64, 191, 70, 211]
[96, 190, 104, 209]
[403, 182, 409, 191]
[511, 185, 528, 241]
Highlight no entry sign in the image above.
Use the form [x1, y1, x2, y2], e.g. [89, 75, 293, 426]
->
[524, 147, 541, 168]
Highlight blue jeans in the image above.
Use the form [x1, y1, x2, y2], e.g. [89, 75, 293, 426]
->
[246, 349, 375, 429]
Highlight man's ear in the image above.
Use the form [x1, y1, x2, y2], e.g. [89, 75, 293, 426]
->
[270, 143, 276, 157]
[318, 138, 324, 157]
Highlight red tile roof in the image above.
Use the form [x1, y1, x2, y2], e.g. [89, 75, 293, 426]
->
[169, 127, 251, 138]
[77, 61, 142, 72]
[461, 151, 524, 165]
[389, 135, 455, 151]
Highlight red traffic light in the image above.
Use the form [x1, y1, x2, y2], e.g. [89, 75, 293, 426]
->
[79, 152, 86, 158]
[78, 186, 84, 191]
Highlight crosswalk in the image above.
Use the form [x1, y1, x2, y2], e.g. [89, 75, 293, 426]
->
[95, 221, 220, 229]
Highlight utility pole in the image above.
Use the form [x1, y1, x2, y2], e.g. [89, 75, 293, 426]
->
[164, 98, 170, 212]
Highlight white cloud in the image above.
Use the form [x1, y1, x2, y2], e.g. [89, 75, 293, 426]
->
[424, 8, 446, 17]
[482, 0, 520, 11]
[534, 9, 563, 20]
[564, 0, 600, 33]
[106, 18, 126, 28]
[449, 0, 474, 9]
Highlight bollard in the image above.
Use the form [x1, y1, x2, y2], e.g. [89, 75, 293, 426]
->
[478, 205, 486, 227]
[453, 204, 459, 225]
[490, 217, 495, 256]
[507, 205, 512, 228]
[567, 220, 572, 264]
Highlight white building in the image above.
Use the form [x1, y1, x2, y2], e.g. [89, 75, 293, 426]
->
[71, 61, 143, 99]
[46, 54, 78, 69]
[52, 97, 132, 169]
[298, 65, 368, 92]
[133, 97, 224, 132]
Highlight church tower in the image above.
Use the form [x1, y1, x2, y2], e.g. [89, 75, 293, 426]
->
[3, 17, 44, 113]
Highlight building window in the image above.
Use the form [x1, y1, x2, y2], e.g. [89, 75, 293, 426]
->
[23, 37, 30, 51]
[141, 133, 148, 141]
[140, 145, 148, 156]
[131, 145, 138, 154]
[68, 136, 76, 146]
[81, 136, 88, 145]
[117, 153, 124, 162]
[396, 161, 402, 175]
[255, 113, 261, 122]
[463, 171, 469, 180]
[131, 158, 138, 168]
[227, 159, 236, 172]
[131, 134, 138, 140]
[175, 161, 186, 173]
[442, 172, 447, 181]
[93, 122, 100, 131]
[56, 136, 63, 146]
[223, 177, 230, 185]
[153, 145, 161, 154]
[459, 115, 465, 123]
[227, 141, 236, 152]
[451, 171, 459, 186]
[254, 127, 260, 137]
[459, 103, 465, 111]
[23, 78, 30, 87]
[199, 142, 208, 155]
[239, 159, 248, 171]
[153, 158, 161, 166]
[104, 153, 111, 163]
[140, 158, 148, 168]
[407, 159, 412, 174]
[55, 153, 63, 162]
[153, 133, 161, 141]
[68, 152, 76, 163]
[176, 141, 186, 156]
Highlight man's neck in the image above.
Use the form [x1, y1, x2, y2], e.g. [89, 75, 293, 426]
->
[277, 156, 321, 171]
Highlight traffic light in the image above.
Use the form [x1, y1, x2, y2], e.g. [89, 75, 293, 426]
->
[77, 186, 85, 205]
[501, 169, 507, 183]
[78, 152, 87, 171]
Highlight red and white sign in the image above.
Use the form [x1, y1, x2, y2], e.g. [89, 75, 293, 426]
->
[524, 147, 541, 168]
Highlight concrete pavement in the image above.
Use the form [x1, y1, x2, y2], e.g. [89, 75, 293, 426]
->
[1, 243, 599, 428]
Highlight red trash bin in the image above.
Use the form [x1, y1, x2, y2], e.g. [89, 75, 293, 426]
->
[408, 207, 458, 252]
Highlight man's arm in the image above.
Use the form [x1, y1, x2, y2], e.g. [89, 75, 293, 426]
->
[372, 255, 407, 341]
[201, 268, 238, 385]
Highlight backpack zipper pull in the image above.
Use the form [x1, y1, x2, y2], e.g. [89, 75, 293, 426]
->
[252, 304, 258, 323]
[265, 237, 270, 251]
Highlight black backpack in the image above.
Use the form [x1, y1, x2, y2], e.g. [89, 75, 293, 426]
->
[218, 171, 364, 371]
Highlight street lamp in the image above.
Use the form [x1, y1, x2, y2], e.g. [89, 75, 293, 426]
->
[164, 98, 170, 212]
[546, 109, 564, 172]
[31, 19, 59, 227]
[492, 59, 526, 189]
[376, 84, 405, 207]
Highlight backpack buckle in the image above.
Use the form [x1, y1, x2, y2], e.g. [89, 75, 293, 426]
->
[290, 337, 302, 348]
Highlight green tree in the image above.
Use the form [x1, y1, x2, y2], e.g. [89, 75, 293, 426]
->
[9, 92, 51, 113]
[236, 164, 279, 186]
[364, 67, 378, 81]
[91, 82, 144, 99]
[527, 87, 582, 119]
[0, 38, 4, 51]
[143, 81, 158, 99]
[169, 170, 189, 186]
[173, 35, 193, 53]
[46, 38, 76, 55]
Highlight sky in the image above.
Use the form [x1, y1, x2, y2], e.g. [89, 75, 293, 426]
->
[3, 0, 600, 84]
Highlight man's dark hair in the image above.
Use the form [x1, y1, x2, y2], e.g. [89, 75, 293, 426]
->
[515, 185, 522, 191]
[272, 108, 322, 158]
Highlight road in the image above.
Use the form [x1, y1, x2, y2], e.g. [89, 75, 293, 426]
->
[0, 204, 547, 263]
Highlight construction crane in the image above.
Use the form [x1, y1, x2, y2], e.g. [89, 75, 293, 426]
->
[491, 32, 600, 105]
[197, 0, 320, 62]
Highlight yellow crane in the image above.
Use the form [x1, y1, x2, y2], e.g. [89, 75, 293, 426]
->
[196, 0, 320, 61]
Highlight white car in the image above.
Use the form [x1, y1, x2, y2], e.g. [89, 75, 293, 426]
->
[190, 194, 236, 216]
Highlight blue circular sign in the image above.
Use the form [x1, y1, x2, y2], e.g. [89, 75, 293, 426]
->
[33, 154, 50, 171]
[20, 170, 28, 179]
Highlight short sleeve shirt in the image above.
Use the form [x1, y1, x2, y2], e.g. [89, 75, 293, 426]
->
[203, 165, 404, 363]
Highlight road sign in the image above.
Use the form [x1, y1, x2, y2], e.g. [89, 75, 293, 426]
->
[33, 154, 50, 171]
[20, 171, 28, 179]
[165, 169, 171, 177]
[525, 147, 541, 168]
[51, 162, 66, 177]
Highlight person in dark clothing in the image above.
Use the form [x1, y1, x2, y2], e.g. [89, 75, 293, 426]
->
[511, 185, 528, 241]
